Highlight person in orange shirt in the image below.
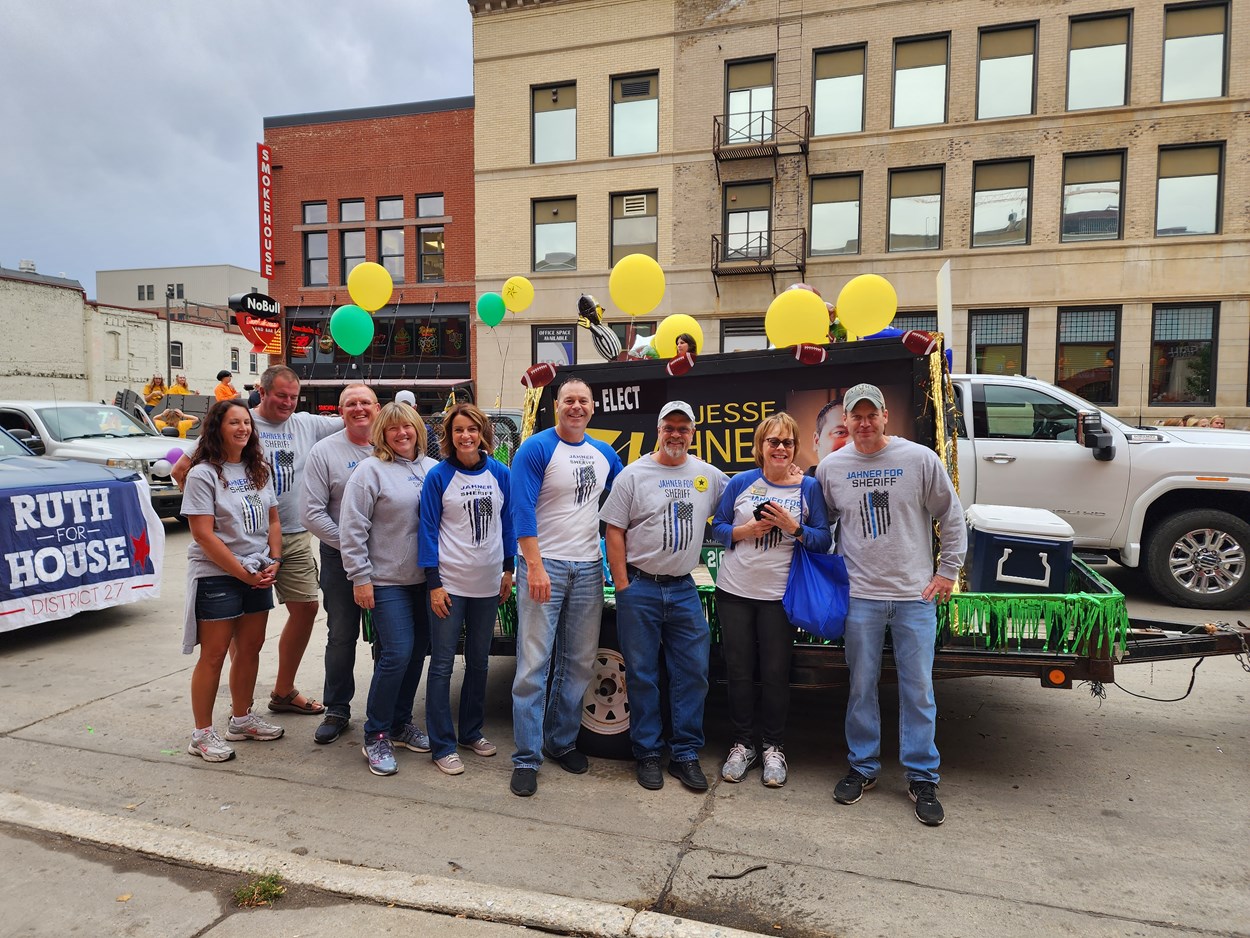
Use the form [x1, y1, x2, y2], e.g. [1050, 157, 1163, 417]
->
[214, 370, 238, 402]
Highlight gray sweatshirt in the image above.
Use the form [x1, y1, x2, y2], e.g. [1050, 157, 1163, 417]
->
[300, 429, 374, 550]
[816, 436, 966, 601]
[338, 453, 438, 587]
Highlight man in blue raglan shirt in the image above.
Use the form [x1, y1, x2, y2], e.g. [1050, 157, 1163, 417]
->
[508, 377, 623, 797]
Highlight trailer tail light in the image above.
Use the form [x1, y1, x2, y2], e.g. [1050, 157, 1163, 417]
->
[1042, 667, 1071, 689]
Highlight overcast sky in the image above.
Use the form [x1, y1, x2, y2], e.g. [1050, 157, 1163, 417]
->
[0, 1, 473, 295]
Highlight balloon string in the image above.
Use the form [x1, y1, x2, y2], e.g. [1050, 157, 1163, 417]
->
[493, 325, 511, 410]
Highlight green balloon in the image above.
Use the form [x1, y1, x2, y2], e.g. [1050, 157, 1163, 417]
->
[477, 292, 506, 328]
[330, 304, 374, 356]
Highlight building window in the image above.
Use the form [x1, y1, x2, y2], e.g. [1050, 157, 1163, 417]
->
[1150, 305, 1216, 404]
[419, 227, 444, 282]
[230, 348, 240, 372]
[341, 230, 365, 282]
[612, 73, 658, 156]
[304, 232, 328, 286]
[894, 312, 939, 333]
[609, 320, 657, 356]
[888, 167, 942, 252]
[1068, 13, 1129, 110]
[340, 199, 365, 223]
[169, 341, 184, 369]
[146, 285, 154, 301]
[893, 35, 948, 128]
[136, 285, 144, 301]
[378, 196, 404, 220]
[303, 202, 327, 224]
[249, 352, 258, 374]
[533, 83, 576, 163]
[380, 229, 405, 283]
[972, 159, 1031, 248]
[532, 200, 575, 271]
[1062, 152, 1124, 241]
[611, 192, 658, 266]
[978, 24, 1036, 119]
[417, 193, 444, 217]
[1057, 307, 1119, 405]
[176, 283, 184, 300]
[721, 317, 767, 353]
[725, 58, 775, 143]
[813, 46, 865, 135]
[1156, 144, 1222, 236]
[969, 309, 1026, 375]
[1163, 4, 1227, 101]
[810, 175, 860, 255]
[723, 182, 772, 260]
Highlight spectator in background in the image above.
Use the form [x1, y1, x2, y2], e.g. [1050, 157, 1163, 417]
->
[215, 370, 238, 402]
[246, 385, 262, 408]
[675, 333, 698, 357]
[1210, 415, 1226, 429]
[166, 375, 196, 397]
[143, 375, 166, 413]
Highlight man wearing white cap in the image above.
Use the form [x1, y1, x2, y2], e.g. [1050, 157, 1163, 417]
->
[601, 401, 727, 792]
[815, 382, 965, 826]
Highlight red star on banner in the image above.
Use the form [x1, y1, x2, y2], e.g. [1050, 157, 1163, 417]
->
[131, 530, 151, 569]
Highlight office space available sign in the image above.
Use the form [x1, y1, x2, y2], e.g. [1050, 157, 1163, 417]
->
[0, 479, 164, 632]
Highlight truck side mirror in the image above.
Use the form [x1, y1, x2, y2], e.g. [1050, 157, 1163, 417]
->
[1078, 411, 1115, 461]
[10, 429, 44, 455]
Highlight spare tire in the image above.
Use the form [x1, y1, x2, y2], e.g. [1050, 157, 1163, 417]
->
[577, 611, 633, 759]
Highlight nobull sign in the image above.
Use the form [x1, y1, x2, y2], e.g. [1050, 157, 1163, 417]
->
[228, 292, 281, 319]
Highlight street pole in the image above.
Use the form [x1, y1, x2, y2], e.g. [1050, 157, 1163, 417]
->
[165, 285, 175, 385]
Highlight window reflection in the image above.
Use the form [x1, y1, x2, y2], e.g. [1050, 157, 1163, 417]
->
[533, 84, 576, 163]
[977, 26, 1035, 119]
[726, 60, 775, 143]
[972, 161, 1030, 247]
[1067, 15, 1128, 110]
[894, 37, 948, 127]
[889, 168, 942, 251]
[1062, 153, 1123, 241]
[1156, 146, 1221, 236]
[969, 310, 1026, 375]
[380, 229, 404, 283]
[612, 192, 658, 265]
[810, 175, 859, 255]
[534, 199, 577, 271]
[1150, 305, 1215, 405]
[1057, 307, 1118, 405]
[814, 48, 864, 134]
[613, 74, 658, 156]
[724, 183, 772, 259]
[341, 231, 364, 282]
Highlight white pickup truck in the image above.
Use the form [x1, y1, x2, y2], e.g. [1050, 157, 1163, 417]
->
[951, 374, 1249, 610]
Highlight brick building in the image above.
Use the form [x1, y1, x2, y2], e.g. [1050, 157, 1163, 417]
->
[262, 98, 477, 414]
[468, 0, 1248, 422]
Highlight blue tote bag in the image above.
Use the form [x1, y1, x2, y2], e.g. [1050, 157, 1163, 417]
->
[783, 543, 850, 641]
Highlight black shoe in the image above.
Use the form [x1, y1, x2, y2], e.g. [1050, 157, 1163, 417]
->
[909, 780, 945, 826]
[667, 758, 709, 792]
[543, 747, 589, 774]
[313, 713, 349, 745]
[636, 756, 664, 790]
[834, 770, 877, 804]
[510, 767, 538, 797]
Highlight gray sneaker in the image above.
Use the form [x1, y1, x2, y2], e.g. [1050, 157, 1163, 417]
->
[721, 742, 757, 782]
[762, 746, 787, 788]
[363, 733, 398, 776]
[225, 711, 284, 741]
[391, 723, 431, 752]
[187, 728, 235, 762]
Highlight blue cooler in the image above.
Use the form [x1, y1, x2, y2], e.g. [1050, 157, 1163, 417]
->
[965, 505, 1075, 594]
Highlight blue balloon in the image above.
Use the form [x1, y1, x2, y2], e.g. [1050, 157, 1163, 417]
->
[863, 327, 904, 340]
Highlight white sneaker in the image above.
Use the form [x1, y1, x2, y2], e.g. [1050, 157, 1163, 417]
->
[721, 742, 757, 782]
[188, 728, 235, 762]
[434, 752, 465, 776]
[762, 746, 787, 788]
[225, 711, 285, 741]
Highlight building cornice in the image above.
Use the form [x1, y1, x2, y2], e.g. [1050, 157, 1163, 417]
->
[467, 0, 580, 15]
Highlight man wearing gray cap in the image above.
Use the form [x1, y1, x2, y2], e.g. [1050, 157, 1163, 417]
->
[816, 383, 965, 826]
[601, 401, 727, 792]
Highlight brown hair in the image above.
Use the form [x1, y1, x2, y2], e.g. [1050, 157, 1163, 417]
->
[752, 412, 800, 468]
[440, 403, 494, 459]
[190, 400, 270, 490]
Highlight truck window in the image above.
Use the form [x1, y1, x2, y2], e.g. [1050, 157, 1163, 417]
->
[981, 386, 1079, 441]
[0, 410, 36, 436]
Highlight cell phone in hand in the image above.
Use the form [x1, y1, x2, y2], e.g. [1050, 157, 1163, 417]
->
[753, 501, 778, 521]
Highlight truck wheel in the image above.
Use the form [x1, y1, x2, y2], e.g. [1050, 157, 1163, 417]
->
[577, 613, 633, 760]
[1145, 509, 1250, 610]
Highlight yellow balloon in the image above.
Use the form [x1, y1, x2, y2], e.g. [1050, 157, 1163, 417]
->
[764, 288, 829, 347]
[503, 275, 534, 313]
[654, 314, 703, 358]
[609, 253, 666, 317]
[835, 274, 898, 338]
[347, 262, 394, 313]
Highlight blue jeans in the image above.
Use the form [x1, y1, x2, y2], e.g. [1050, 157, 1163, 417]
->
[511, 557, 603, 770]
[426, 592, 497, 759]
[843, 597, 940, 784]
[363, 583, 430, 737]
[320, 545, 361, 718]
[616, 575, 710, 762]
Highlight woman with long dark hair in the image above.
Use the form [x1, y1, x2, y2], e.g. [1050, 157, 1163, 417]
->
[419, 403, 516, 776]
[182, 400, 284, 763]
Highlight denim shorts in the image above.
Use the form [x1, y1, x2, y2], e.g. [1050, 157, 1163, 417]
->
[195, 575, 274, 621]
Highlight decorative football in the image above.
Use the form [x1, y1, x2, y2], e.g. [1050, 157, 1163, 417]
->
[666, 353, 696, 377]
[520, 361, 558, 389]
[902, 330, 940, 357]
[794, 343, 828, 366]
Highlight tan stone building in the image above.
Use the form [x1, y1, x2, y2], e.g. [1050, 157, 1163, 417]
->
[469, 0, 1247, 423]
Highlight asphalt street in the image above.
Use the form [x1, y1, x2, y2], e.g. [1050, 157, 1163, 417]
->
[0, 522, 1246, 937]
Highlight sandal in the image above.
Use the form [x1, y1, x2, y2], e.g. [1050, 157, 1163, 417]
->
[267, 689, 326, 715]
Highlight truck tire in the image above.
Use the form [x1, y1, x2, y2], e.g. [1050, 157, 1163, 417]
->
[577, 613, 634, 759]
[1145, 509, 1250, 610]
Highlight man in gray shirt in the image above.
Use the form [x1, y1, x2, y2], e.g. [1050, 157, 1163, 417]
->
[816, 382, 965, 826]
[301, 383, 380, 744]
[602, 401, 727, 792]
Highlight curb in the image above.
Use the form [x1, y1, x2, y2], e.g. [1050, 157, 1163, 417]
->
[0, 791, 759, 938]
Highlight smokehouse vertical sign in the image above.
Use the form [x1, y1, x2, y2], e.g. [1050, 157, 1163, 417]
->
[257, 143, 275, 280]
